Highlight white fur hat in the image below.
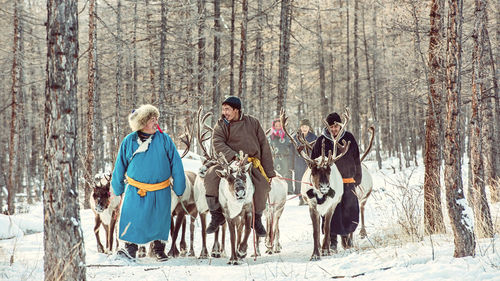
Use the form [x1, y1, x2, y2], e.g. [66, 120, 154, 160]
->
[128, 104, 160, 131]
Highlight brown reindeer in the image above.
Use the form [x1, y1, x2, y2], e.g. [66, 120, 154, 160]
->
[281, 108, 350, 261]
[90, 172, 120, 254]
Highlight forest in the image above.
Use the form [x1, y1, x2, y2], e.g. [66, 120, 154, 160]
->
[0, 0, 498, 280]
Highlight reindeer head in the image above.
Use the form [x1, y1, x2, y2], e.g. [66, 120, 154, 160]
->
[215, 151, 253, 201]
[280, 108, 350, 196]
[92, 172, 112, 213]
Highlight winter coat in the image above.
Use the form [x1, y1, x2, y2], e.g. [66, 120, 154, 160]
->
[204, 113, 276, 213]
[311, 127, 361, 235]
[311, 128, 362, 184]
[268, 131, 294, 191]
[292, 131, 317, 193]
[111, 130, 186, 244]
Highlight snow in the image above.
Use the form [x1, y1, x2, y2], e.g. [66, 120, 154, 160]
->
[1, 154, 499, 280]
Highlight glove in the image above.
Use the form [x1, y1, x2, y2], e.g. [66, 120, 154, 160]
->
[327, 188, 336, 198]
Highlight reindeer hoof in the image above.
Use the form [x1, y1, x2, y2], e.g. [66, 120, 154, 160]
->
[198, 248, 209, 259]
[359, 229, 367, 239]
[265, 248, 273, 255]
[321, 249, 332, 256]
[188, 249, 195, 257]
[137, 246, 146, 258]
[228, 259, 240, 265]
[97, 246, 104, 253]
[211, 251, 222, 258]
[310, 254, 321, 261]
[168, 248, 180, 258]
[237, 250, 247, 259]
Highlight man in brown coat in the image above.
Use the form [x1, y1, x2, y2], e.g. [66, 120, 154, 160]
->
[204, 96, 276, 237]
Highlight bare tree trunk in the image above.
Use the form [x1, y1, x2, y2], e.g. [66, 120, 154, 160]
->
[256, 0, 264, 121]
[132, 0, 138, 107]
[16, 0, 27, 206]
[212, 0, 221, 117]
[159, 0, 168, 124]
[114, 0, 123, 158]
[424, 0, 446, 235]
[470, 0, 493, 238]
[44, 0, 86, 279]
[229, 0, 235, 97]
[345, 0, 350, 110]
[93, 1, 104, 174]
[238, 0, 248, 100]
[8, 0, 20, 215]
[371, 2, 382, 169]
[316, 6, 327, 118]
[444, 0, 476, 257]
[277, 0, 292, 115]
[84, 0, 97, 210]
[352, 0, 360, 140]
[197, 0, 206, 108]
[146, 0, 156, 104]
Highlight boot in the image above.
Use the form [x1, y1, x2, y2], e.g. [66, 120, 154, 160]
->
[330, 234, 338, 252]
[206, 196, 225, 234]
[117, 242, 138, 260]
[152, 240, 168, 262]
[252, 213, 266, 237]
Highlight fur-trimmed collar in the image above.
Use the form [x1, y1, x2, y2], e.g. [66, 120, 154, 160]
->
[322, 127, 345, 141]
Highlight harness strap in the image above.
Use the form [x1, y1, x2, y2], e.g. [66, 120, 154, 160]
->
[343, 177, 356, 183]
[126, 175, 171, 197]
[247, 157, 269, 182]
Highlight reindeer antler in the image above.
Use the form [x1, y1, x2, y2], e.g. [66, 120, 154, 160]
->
[179, 124, 193, 158]
[196, 106, 214, 159]
[280, 108, 316, 166]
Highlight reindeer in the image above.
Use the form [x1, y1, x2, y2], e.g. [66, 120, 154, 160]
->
[353, 126, 375, 239]
[90, 172, 120, 254]
[214, 151, 255, 265]
[280, 108, 350, 261]
[255, 176, 288, 256]
[191, 107, 228, 258]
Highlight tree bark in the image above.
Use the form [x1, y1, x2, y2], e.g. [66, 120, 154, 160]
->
[277, 0, 292, 116]
[85, 0, 96, 210]
[470, 0, 493, 238]
[212, 0, 221, 118]
[44, 0, 86, 279]
[352, 0, 360, 140]
[444, 0, 476, 257]
[238, 0, 248, 101]
[424, 0, 446, 235]
[316, 6, 327, 118]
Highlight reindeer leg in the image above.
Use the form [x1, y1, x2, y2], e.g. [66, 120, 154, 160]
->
[179, 217, 187, 256]
[265, 209, 273, 255]
[188, 215, 196, 257]
[322, 210, 334, 256]
[227, 220, 239, 265]
[199, 213, 209, 259]
[103, 224, 110, 254]
[273, 206, 285, 253]
[168, 214, 184, 257]
[109, 214, 117, 253]
[309, 207, 321, 261]
[237, 213, 252, 259]
[94, 216, 104, 253]
[211, 227, 221, 258]
[221, 222, 227, 257]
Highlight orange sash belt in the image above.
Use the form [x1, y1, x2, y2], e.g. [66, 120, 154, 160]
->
[342, 178, 355, 184]
[126, 175, 171, 197]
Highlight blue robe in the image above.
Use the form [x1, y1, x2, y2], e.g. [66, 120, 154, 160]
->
[111, 131, 186, 244]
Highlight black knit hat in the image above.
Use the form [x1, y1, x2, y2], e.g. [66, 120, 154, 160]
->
[326, 112, 341, 126]
[222, 96, 242, 110]
[299, 119, 312, 127]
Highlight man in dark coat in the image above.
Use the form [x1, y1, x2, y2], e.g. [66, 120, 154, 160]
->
[293, 119, 317, 204]
[203, 96, 276, 237]
[311, 112, 361, 249]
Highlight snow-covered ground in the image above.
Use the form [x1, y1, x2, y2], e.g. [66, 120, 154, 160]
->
[1, 154, 499, 280]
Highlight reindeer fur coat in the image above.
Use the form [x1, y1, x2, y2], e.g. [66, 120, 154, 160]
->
[112, 131, 186, 244]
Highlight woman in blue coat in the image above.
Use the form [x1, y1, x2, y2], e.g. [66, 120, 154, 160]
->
[111, 104, 186, 261]
[293, 119, 317, 205]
